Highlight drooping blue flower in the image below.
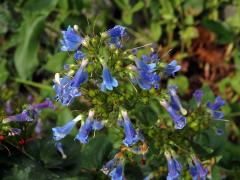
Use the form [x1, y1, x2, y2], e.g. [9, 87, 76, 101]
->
[160, 100, 186, 129]
[109, 163, 124, 180]
[107, 25, 126, 48]
[168, 86, 187, 115]
[108, 25, 126, 38]
[101, 159, 117, 175]
[74, 51, 85, 61]
[75, 118, 93, 144]
[92, 120, 104, 130]
[165, 60, 181, 76]
[101, 67, 118, 91]
[207, 96, 225, 111]
[31, 98, 55, 110]
[207, 96, 225, 120]
[141, 53, 159, 63]
[189, 165, 198, 180]
[165, 154, 182, 180]
[122, 111, 141, 147]
[71, 59, 88, 87]
[191, 157, 208, 180]
[133, 59, 160, 90]
[53, 74, 81, 106]
[3, 110, 33, 123]
[60, 26, 83, 51]
[216, 128, 224, 136]
[193, 89, 203, 107]
[52, 115, 81, 141]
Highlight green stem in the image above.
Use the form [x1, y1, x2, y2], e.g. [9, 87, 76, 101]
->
[14, 78, 52, 91]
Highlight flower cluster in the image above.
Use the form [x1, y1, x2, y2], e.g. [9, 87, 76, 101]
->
[51, 24, 226, 179]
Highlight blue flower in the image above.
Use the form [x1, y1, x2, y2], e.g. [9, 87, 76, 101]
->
[101, 159, 117, 175]
[122, 111, 141, 147]
[71, 59, 88, 87]
[133, 59, 160, 90]
[52, 115, 82, 141]
[207, 96, 225, 120]
[92, 120, 104, 130]
[74, 51, 85, 61]
[160, 100, 186, 129]
[189, 165, 198, 180]
[165, 153, 182, 180]
[75, 110, 103, 144]
[168, 86, 187, 115]
[165, 60, 181, 76]
[3, 110, 33, 123]
[191, 157, 208, 180]
[60, 26, 83, 51]
[141, 53, 159, 63]
[53, 74, 81, 106]
[101, 67, 118, 91]
[193, 90, 203, 107]
[31, 98, 55, 110]
[107, 25, 126, 48]
[109, 164, 124, 180]
[107, 25, 126, 38]
[207, 96, 225, 111]
[75, 118, 93, 144]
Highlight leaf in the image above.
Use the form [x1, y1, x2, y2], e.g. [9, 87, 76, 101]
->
[80, 135, 112, 169]
[150, 22, 162, 41]
[14, 15, 45, 79]
[23, 0, 59, 16]
[168, 76, 189, 95]
[203, 19, 235, 44]
[0, 60, 9, 85]
[131, 2, 144, 13]
[45, 52, 69, 72]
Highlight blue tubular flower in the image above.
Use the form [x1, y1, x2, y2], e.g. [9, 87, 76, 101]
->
[60, 26, 83, 51]
[168, 86, 187, 115]
[101, 159, 117, 175]
[193, 89, 203, 107]
[189, 165, 198, 180]
[74, 50, 85, 61]
[165, 60, 181, 76]
[52, 115, 82, 141]
[53, 74, 81, 106]
[207, 96, 225, 120]
[92, 120, 104, 130]
[141, 53, 159, 63]
[160, 100, 186, 129]
[101, 67, 118, 91]
[121, 111, 141, 147]
[3, 110, 33, 123]
[108, 25, 126, 38]
[165, 153, 182, 180]
[207, 96, 225, 111]
[192, 157, 208, 180]
[71, 59, 88, 87]
[32, 98, 55, 110]
[109, 164, 124, 180]
[133, 58, 160, 90]
[107, 25, 126, 48]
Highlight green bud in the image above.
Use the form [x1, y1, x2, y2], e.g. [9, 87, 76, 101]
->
[89, 90, 95, 97]
[100, 32, 108, 40]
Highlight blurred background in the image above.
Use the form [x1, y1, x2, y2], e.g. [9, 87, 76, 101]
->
[0, 0, 240, 179]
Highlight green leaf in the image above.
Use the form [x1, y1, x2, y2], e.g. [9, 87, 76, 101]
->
[131, 2, 144, 13]
[14, 15, 45, 79]
[203, 19, 235, 44]
[150, 22, 162, 41]
[80, 135, 112, 169]
[0, 60, 9, 85]
[23, 0, 59, 16]
[45, 52, 70, 72]
[168, 76, 189, 95]
[122, 10, 133, 25]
